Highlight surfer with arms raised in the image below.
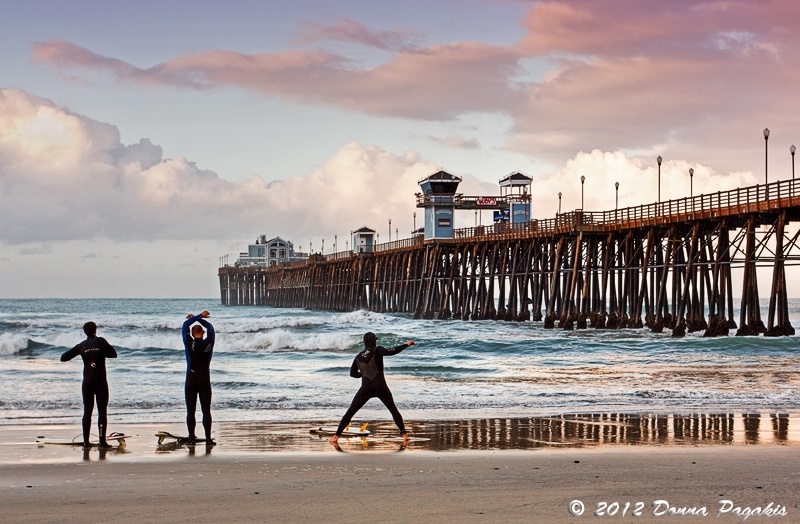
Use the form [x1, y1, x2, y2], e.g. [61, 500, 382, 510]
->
[182, 310, 215, 445]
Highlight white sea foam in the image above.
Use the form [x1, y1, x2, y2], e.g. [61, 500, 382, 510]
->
[0, 333, 28, 356]
[231, 330, 356, 353]
[336, 309, 394, 324]
[220, 315, 326, 333]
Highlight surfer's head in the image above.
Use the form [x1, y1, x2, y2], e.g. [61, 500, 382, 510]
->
[363, 332, 377, 347]
[191, 324, 205, 339]
[83, 322, 97, 337]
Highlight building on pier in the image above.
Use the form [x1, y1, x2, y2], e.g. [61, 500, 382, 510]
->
[417, 170, 461, 240]
[351, 226, 377, 253]
[235, 235, 308, 267]
[499, 171, 533, 225]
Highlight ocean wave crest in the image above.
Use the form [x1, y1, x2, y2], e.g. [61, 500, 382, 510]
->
[0, 333, 30, 356]
[232, 330, 356, 352]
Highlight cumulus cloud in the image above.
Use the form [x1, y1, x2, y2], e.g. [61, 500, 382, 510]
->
[528, 149, 758, 216]
[0, 88, 495, 246]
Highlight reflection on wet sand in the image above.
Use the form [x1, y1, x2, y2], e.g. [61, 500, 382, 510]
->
[199, 413, 800, 453]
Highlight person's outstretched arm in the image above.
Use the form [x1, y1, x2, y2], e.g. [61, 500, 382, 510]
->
[379, 340, 415, 356]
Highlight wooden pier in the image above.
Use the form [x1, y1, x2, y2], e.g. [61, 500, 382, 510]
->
[219, 179, 800, 336]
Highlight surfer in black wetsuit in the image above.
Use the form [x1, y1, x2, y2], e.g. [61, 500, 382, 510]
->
[329, 332, 415, 446]
[182, 311, 215, 444]
[60, 322, 117, 448]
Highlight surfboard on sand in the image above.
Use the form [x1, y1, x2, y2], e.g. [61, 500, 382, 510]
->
[155, 431, 212, 445]
[36, 432, 129, 446]
[309, 422, 370, 437]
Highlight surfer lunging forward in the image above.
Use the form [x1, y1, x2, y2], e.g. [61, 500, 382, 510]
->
[61, 322, 117, 448]
[182, 311, 215, 445]
[330, 332, 415, 447]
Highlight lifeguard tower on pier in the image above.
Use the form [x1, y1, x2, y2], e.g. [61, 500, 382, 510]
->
[499, 171, 533, 225]
[417, 170, 462, 240]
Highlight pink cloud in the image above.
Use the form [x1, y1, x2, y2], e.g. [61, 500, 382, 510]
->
[29, 2, 800, 177]
[32, 39, 138, 77]
[298, 18, 423, 51]
[517, 0, 800, 58]
[32, 39, 522, 120]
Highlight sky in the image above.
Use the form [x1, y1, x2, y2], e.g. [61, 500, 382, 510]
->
[2, 0, 800, 299]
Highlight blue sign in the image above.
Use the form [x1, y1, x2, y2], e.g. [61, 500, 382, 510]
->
[493, 210, 510, 223]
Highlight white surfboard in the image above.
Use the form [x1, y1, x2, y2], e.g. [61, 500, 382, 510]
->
[309, 422, 370, 437]
[155, 431, 212, 445]
[36, 433, 129, 446]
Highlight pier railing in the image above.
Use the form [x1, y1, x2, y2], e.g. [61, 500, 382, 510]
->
[454, 177, 800, 242]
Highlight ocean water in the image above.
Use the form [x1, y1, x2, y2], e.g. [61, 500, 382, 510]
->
[1, 298, 799, 426]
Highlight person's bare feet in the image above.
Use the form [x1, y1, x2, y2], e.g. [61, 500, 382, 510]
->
[402, 433, 409, 445]
[327, 435, 343, 451]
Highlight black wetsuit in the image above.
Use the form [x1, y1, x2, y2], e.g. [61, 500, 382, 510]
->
[182, 315, 215, 440]
[61, 336, 117, 445]
[335, 342, 410, 436]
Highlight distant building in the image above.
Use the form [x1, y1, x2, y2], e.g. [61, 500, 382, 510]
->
[351, 226, 376, 253]
[235, 235, 308, 267]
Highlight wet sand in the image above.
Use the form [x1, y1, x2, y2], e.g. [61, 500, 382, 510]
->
[2, 416, 799, 523]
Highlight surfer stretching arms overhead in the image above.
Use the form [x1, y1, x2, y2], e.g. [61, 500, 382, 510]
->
[330, 332, 415, 446]
[61, 322, 117, 448]
[182, 311, 215, 444]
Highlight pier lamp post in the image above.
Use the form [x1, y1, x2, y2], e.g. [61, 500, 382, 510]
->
[396, 227, 398, 240]
[388, 219, 392, 242]
[474, 210, 477, 226]
[689, 168, 694, 198]
[413, 211, 416, 232]
[792, 145, 796, 199]
[764, 128, 770, 185]
[657, 156, 662, 203]
[334, 234, 337, 252]
[615, 181, 619, 209]
[580, 175, 585, 210]
[558, 192, 562, 214]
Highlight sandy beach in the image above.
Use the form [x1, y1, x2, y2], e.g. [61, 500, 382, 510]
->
[1, 420, 798, 523]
